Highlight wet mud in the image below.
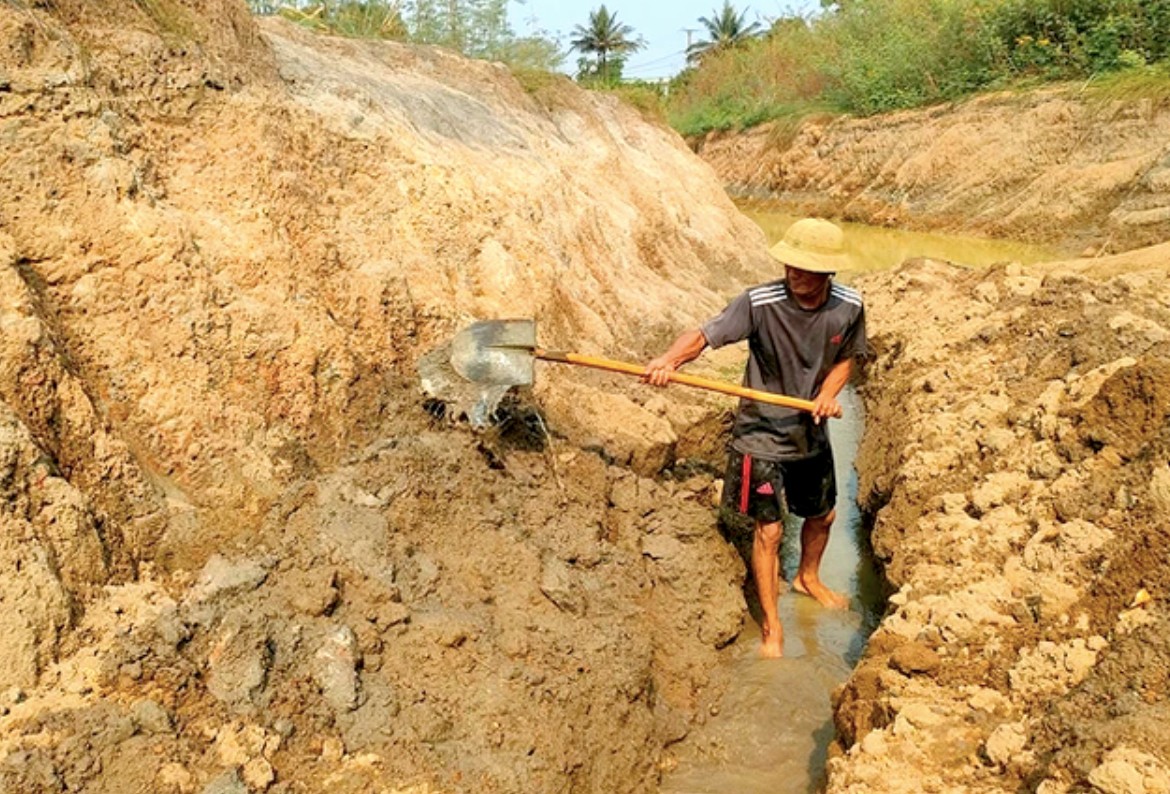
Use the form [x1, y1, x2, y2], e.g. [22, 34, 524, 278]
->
[1, 389, 749, 793]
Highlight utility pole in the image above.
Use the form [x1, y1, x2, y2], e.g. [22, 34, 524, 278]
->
[682, 27, 697, 51]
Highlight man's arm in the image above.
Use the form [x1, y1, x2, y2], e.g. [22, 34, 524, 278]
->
[643, 328, 708, 387]
[812, 358, 851, 424]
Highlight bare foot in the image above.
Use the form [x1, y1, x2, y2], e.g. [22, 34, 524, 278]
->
[759, 624, 783, 658]
[759, 636, 783, 659]
[794, 573, 850, 610]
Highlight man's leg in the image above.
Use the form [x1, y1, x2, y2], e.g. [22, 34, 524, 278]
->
[793, 509, 849, 609]
[752, 519, 784, 658]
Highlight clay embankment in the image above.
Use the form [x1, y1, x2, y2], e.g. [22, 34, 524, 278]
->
[830, 256, 1170, 793]
[0, 3, 772, 791]
[695, 91, 1170, 255]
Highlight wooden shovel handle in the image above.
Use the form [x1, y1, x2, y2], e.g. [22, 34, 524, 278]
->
[535, 349, 818, 413]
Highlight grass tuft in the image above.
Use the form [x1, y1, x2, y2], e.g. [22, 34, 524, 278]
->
[1086, 63, 1170, 108]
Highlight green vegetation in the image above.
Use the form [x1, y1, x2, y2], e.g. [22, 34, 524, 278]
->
[668, 0, 1170, 136]
[607, 80, 669, 120]
[271, 1, 408, 39]
[1084, 59, 1170, 106]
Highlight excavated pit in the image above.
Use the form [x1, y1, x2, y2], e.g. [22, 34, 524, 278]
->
[1, 1, 1168, 792]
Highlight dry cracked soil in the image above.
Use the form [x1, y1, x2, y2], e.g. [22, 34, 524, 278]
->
[831, 258, 1170, 794]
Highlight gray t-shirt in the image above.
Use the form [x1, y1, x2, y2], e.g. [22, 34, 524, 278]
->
[701, 278, 866, 461]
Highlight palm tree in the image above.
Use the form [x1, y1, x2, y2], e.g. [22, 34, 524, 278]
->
[687, 1, 763, 63]
[570, 5, 643, 83]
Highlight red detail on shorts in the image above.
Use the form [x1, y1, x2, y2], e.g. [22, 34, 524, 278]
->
[831, 333, 843, 345]
[756, 482, 774, 496]
[740, 454, 752, 513]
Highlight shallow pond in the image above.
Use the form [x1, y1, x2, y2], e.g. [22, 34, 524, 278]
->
[738, 202, 1064, 275]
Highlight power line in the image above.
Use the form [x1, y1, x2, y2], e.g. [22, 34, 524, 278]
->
[625, 49, 686, 68]
[624, 64, 685, 76]
[623, 48, 687, 72]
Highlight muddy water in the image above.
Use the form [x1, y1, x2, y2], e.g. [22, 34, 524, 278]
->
[738, 202, 1063, 273]
[662, 387, 880, 794]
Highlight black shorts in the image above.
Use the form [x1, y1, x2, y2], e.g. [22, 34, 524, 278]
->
[721, 448, 837, 523]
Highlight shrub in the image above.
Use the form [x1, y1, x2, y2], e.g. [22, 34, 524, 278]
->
[665, 0, 1170, 134]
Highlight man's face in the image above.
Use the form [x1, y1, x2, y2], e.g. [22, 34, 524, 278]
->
[785, 265, 832, 299]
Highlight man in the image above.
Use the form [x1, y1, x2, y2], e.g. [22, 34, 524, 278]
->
[644, 218, 866, 659]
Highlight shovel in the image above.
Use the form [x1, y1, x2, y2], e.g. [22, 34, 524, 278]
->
[449, 319, 818, 413]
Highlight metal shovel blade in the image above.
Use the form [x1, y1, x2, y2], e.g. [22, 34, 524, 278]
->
[449, 319, 538, 386]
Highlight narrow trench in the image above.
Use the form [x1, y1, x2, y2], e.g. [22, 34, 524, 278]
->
[661, 386, 886, 793]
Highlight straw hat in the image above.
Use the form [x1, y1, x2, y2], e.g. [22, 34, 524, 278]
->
[768, 218, 850, 274]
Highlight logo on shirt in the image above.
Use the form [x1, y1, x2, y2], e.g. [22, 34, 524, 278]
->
[831, 333, 844, 345]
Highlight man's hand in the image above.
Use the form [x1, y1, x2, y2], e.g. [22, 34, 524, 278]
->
[643, 355, 675, 387]
[811, 358, 851, 424]
[643, 329, 708, 388]
[811, 393, 843, 425]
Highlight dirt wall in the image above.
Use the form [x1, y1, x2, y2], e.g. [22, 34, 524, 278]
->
[832, 255, 1170, 792]
[0, 3, 769, 791]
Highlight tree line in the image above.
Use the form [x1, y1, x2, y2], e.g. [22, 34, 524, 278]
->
[245, 0, 762, 82]
[247, 1, 1170, 134]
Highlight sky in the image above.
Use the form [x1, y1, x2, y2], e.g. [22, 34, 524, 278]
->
[510, 0, 822, 80]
